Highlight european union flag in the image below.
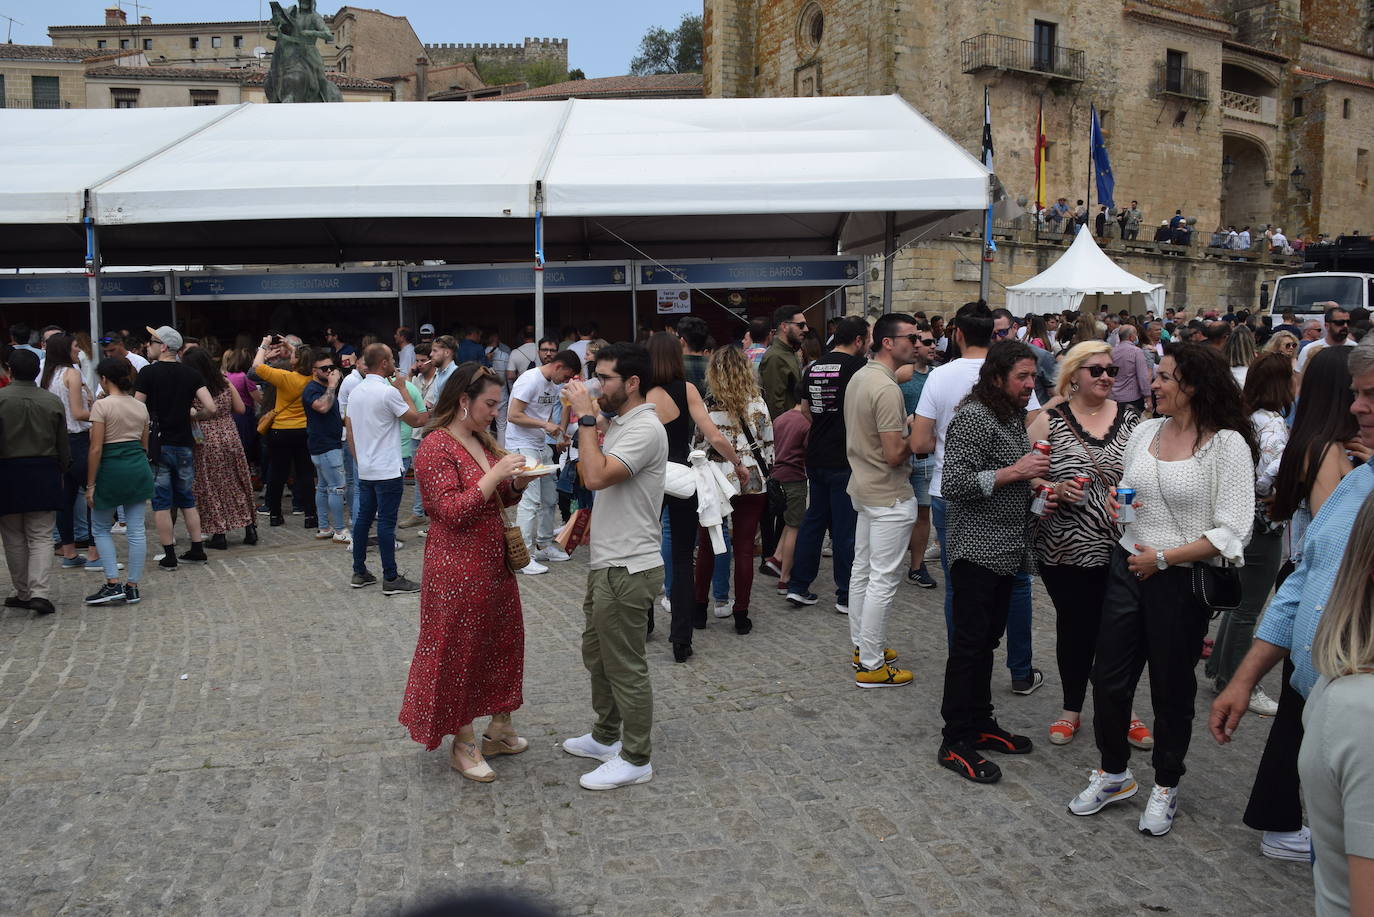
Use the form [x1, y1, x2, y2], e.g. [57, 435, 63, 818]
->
[1090, 104, 1115, 210]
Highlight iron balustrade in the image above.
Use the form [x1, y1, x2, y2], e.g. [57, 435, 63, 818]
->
[960, 33, 1086, 82]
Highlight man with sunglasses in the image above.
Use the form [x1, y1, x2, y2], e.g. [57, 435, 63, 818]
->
[100, 332, 148, 373]
[1295, 305, 1355, 374]
[1109, 324, 1152, 412]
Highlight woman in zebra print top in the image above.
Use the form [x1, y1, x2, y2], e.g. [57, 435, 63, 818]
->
[1027, 341, 1150, 750]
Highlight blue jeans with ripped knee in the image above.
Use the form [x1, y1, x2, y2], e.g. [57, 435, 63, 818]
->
[310, 448, 346, 533]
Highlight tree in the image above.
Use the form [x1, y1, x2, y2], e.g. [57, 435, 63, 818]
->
[628, 13, 702, 75]
[473, 57, 569, 90]
[568, 68, 586, 81]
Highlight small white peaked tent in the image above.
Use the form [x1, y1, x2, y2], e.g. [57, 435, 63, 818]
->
[1005, 225, 1165, 317]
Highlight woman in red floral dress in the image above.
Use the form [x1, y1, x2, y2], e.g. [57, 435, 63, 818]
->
[398, 363, 539, 782]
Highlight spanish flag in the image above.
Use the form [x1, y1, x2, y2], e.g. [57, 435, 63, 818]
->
[1034, 99, 1047, 211]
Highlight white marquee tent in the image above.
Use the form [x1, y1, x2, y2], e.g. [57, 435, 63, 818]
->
[1005, 225, 1165, 317]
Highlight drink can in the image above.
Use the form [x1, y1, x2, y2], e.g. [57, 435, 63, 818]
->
[1116, 486, 1136, 524]
[1073, 474, 1091, 489]
[1030, 484, 1050, 517]
[1032, 440, 1052, 457]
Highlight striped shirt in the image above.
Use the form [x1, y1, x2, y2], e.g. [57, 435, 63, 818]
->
[1256, 456, 1374, 698]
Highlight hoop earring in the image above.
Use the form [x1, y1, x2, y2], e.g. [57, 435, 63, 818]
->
[460, 408, 469, 421]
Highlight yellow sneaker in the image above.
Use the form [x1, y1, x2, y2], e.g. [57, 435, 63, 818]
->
[854, 663, 914, 689]
[852, 646, 899, 670]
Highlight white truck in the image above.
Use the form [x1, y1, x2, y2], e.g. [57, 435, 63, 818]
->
[1269, 236, 1374, 320]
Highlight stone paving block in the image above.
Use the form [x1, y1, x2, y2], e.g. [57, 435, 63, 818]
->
[0, 512, 1318, 915]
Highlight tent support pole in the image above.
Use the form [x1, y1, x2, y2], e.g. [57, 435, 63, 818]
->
[83, 210, 103, 343]
[533, 184, 546, 344]
[882, 211, 895, 313]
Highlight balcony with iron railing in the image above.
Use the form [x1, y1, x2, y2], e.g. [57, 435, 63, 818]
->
[2, 98, 73, 109]
[1154, 62, 1209, 101]
[960, 34, 1086, 82]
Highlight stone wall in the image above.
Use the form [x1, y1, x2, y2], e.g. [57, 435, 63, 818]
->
[425, 38, 568, 70]
[0, 61, 89, 108]
[333, 8, 427, 80]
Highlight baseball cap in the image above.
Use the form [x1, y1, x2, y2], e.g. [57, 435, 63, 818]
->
[419, 322, 436, 335]
[146, 325, 183, 351]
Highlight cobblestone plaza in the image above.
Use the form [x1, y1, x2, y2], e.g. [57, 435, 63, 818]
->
[1, 514, 1316, 915]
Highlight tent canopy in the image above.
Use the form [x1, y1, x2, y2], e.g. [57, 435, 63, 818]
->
[1005, 225, 1165, 317]
[0, 95, 991, 267]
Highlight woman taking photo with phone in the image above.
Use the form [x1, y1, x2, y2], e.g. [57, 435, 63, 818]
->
[398, 363, 534, 783]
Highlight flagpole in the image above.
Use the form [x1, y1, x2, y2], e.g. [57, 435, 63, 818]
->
[979, 86, 993, 303]
[1086, 105, 1093, 228]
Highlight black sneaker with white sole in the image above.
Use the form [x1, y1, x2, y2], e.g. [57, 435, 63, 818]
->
[1010, 668, 1045, 695]
[84, 583, 126, 605]
[123, 583, 141, 604]
[786, 591, 819, 607]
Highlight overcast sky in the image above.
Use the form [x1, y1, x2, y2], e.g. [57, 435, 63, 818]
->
[13, 1, 700, 78]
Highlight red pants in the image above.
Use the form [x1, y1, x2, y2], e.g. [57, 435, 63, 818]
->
[694, 493, 766, 612]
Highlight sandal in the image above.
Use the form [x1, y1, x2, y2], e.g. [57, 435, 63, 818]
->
[1048, 719, 1080, 746]
[450, 738, 496, 782]
[1127, 718, 1154, 750]
[481, 733, 529, 756]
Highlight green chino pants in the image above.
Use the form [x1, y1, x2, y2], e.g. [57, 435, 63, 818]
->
[582, 565, 664, 767]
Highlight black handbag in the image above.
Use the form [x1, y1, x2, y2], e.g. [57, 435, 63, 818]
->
[1152, 430, 1244, 619]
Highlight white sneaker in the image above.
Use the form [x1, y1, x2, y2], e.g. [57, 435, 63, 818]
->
[1261, 826, 1312, 861]
[538, 544, 571, 563]
[1139, 784, 1178, 836]
[821, 535, 833, 558]
[713, 601, 732, 618]
[418, 528, 428, 539]
[518, 559, 548, 576]
[579, 755, 653, 791]
[835, 601, 849, 615]
[561, 732, 622, 762]
[1068, 768, 1139, 816]
[109, 522, 127, 535]
[925, 542, 942, 561]
[1249, 685, 1280, 717]
[333, 531, 352, 545]
[659, 594, 671, 614]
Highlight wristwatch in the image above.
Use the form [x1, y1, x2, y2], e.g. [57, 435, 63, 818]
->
[1155, 550, 1168, 571]
[578, 414, 598, 428]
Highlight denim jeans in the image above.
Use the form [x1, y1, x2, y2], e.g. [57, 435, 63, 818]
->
[352, 476, 403, 580]
[789, 467, 857, 605]
[515, 445, 556, 551]
[310, 448, 346, 533]
[92, 503, 146, 583]
[931, 495, 1033, 680]
[343, 447, 359, 524]
[152, 444, 197, 511]
[661, 507, 730, 602]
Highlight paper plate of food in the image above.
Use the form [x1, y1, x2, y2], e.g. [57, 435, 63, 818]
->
[516, 464, 559, 477]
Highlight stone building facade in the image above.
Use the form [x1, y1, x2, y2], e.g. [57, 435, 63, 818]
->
[704, 0, 1374, 315]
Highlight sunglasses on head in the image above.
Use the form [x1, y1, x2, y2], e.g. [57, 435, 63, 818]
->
[1084, 365, 1121, 378]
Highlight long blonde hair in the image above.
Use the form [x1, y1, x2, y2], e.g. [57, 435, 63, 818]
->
[706, 345, 761, 418]
[1312, 490, 1374, 677]
[1055, 340, 1112, 399]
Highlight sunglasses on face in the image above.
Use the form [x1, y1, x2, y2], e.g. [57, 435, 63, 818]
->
[1083, 365, 1121, 378]
[1330, 319, 1349, 327]
[994, 327, 1012, 338]
[782, 320, 809, 330]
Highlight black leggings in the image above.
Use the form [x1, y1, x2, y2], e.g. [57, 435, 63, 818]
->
[265, 428, 314, 519]
[664, 494, 700, 646]
[1039, 563, 1111, 713]
[57, 430, 90, 546]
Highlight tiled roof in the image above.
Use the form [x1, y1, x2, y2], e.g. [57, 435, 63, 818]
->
[239, 70, 393, 91]
[0, 43, 124, 61]
[50, 20, 272, 32]
[487, 72, 703, 101]
[1294, 66, 1374, 91]
[83, 65, 392, 92]
[86, 65, 246, 82]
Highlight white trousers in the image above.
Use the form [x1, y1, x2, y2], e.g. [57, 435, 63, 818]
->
[849, 497, 918, 670]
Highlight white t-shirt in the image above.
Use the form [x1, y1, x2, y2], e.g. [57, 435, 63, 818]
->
[569, 340, 591, 363]
[125, 352, 149, 372]
[505, 366, 562, 450]
[915, 356, 1041, 499]
[347, 375, 410, 481]
[397, 343, 415, 377]
[338, 369, 364, 423]
[507, 342, 538, 379]
[1295, 337, 1356, 373]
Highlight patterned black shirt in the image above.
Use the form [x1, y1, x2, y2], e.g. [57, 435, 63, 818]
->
[943, 399, 1036, 576]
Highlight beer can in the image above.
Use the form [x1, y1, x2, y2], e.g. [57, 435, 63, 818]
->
[1073, 475, 1091, 489]
[1116, 486, 1136, 523]
[1030, 484, 1050, 517]
[1032, 440, 1052, 457]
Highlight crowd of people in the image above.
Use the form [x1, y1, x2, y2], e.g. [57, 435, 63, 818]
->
[3, 297, 1373, 915]
[1035, 198, 1323, 255]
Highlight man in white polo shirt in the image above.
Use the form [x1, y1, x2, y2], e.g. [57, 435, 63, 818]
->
[345, 343, 428, 595]
[505, 347, 583, 574]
